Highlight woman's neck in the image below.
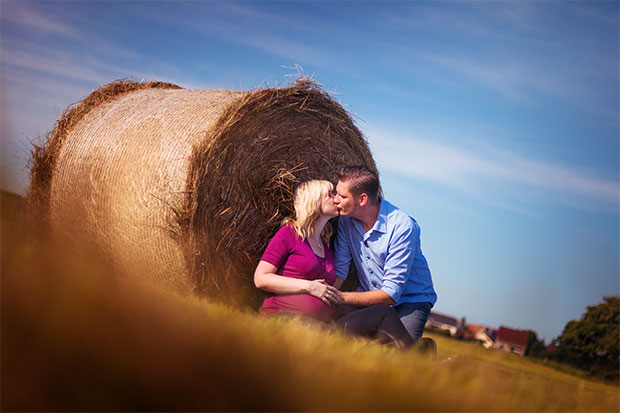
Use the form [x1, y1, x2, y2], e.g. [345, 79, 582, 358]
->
[310, 216, 329, 242]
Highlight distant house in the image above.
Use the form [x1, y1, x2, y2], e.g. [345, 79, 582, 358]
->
[425, 311, 461, 336]
[493, 326, 529, 356]
[466, 324, 496, 348]
[545, 345, 559, 355]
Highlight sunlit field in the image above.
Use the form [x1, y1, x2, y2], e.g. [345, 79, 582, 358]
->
[2, 192, 618, 412]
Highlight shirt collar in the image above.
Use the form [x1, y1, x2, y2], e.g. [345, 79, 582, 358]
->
[373, 198, 388, 234]
[359, 198, 387, 239]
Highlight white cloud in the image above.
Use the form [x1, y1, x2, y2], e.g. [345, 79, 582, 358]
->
[369, 131, 619, 211]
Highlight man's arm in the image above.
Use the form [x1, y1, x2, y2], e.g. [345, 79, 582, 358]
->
[341, 289, 395, 306]
[378, 222, 416, 304]
[343, 220, 417, 307]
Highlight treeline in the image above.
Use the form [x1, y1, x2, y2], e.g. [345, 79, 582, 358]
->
[526, 296, 619, 381]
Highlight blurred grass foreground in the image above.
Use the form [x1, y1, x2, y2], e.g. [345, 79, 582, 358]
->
[1, 191, 619, 412]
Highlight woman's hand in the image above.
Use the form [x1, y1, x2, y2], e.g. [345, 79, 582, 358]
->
[306, 279, 344, 306]
[255, 262, 344, 305]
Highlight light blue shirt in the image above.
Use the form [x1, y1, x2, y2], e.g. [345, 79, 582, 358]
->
[334, 199, 437, 306]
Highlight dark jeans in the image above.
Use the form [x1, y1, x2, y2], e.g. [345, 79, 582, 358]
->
[334, 304, 414, 349]
[394, 301, 432, 342]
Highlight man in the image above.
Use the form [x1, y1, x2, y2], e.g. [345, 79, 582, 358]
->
[332, 165, 437, 343]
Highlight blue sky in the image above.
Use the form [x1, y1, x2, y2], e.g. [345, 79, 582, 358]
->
[1, 1, 618, 341]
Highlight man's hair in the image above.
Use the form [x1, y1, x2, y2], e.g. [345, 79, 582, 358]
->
[338, 165, 380, 201]
[282, 179, 333, 243]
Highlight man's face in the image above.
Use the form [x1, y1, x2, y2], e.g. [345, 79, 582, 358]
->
[321, 189, 339, 218]
[334, 180, 358, 217]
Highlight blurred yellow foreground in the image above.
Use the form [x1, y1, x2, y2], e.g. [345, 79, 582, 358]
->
[2, 192, 618, 412]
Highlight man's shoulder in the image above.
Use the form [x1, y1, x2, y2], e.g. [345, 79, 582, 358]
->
[381, 200, 419, 237]
[382, 200, 415, 224]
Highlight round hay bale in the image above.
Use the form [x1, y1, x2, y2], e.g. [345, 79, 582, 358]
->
[29, 79, 378, 307]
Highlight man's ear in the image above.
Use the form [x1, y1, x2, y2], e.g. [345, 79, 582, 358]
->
[358, 193, 368, 207]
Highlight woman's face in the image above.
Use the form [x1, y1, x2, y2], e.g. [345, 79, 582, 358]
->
[320, 190, 339, 218]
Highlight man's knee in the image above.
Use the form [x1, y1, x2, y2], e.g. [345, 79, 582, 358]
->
[395, 302, 432, 342]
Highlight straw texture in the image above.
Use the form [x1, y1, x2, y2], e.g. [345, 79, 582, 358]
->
[28, 80, 181, 231]
[29, 79, 377, 305]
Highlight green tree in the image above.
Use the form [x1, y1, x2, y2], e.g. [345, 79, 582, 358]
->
[525, 330, 547, 358]
[557, 296, 619, 380]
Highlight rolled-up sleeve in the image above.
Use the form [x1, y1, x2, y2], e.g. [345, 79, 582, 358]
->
[334, 218, 352, 280]
[380, 221, 416, 303]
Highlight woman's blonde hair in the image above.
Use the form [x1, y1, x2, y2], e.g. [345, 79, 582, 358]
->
[282, 180, 334, 243]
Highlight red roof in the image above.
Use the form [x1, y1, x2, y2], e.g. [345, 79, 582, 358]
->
[467, 324, 485, 334]
[496, 326, 529, 348]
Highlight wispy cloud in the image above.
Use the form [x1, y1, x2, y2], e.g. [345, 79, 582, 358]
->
[1, 2, 181, 83]
[2, 42, 126, 83]
[418, 51, 619, 127]
[418, 52, 533, 102]
[135, 2, 335, 69]
[369, 131, 619, 212]
[1, 1, 78, 37]
[373, 3, 619, 126]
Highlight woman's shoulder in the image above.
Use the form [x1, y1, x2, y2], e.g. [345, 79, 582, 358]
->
[263, 225, 297, 258]
[272, 224, 299, 242]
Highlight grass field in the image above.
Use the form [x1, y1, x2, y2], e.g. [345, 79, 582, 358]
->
[2, 191, 618, 411]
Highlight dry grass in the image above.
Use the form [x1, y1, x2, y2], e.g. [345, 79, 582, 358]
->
[2, 194, 618, 412]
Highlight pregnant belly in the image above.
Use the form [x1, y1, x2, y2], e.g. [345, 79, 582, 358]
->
[261, 294, 335, 322]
